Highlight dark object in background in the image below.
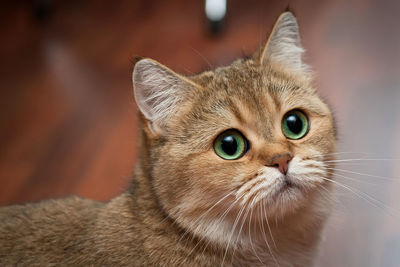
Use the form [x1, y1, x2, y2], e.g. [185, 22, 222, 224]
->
[205, 0, 227, 35]
[33, 0, 53, 23]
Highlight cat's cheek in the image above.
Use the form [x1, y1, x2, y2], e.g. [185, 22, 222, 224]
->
[177, 153, 257, 198]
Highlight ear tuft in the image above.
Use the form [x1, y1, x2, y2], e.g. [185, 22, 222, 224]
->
[260, 12, 309, 74]
[132, 59, 195, 132]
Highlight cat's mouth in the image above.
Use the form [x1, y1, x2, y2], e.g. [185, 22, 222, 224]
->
[280, 179, 297, 191]
[272, 177, 302, 198]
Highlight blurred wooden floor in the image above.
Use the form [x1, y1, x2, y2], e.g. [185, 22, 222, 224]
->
[1, 0, 400, 266]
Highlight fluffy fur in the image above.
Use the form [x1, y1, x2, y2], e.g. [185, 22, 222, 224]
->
[0, 12, 336, 266]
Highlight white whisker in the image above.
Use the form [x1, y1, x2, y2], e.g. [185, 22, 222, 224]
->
[260, 200, 279, 266]
[230, 204, 251, 266]
[329, 172, 382, 186]
[321, 177, 400, 218]
[177, 191, 237, 267]
[221, 200, 247, 266]
[248, 204, 265, 265]
[196, 196, 244, 265]
[324, 158, 400, 163]
[177, 191, 234, 245]
[262, 200, 277, 249]
[325, 167, 399, 181]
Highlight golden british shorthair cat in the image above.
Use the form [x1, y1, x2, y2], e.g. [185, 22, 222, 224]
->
[0, 12, 336, 266]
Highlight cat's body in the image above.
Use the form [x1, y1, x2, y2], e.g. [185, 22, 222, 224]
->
[0, 170, 327, 266]
[0, 12, 336, 266]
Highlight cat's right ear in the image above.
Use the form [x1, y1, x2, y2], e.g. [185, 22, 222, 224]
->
[258, 12, 309, 75]
[132, 59, 197, 134]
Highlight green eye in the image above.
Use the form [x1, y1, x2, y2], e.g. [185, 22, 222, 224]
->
[214, 130, 249, 160]
[282, 110, 309, 140]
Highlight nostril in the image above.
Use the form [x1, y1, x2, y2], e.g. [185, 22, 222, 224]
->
[268, 154, 293, 175]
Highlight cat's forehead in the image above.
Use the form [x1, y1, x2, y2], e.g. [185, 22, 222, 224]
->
[193, 59, 260, 89]
[192, 59, 320, 117]
[194, 59, 313, 99]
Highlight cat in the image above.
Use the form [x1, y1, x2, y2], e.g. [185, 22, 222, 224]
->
[0, 12, 336, 266]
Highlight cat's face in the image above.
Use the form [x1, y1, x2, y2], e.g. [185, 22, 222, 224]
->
[149, 59, 335, 226]
[133, 12, 336, 244]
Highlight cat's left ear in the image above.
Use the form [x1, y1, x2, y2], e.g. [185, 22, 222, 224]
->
[259, 12, 309, 74]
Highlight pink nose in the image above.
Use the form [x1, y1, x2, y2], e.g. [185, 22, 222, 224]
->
[269, 154, 293, 175]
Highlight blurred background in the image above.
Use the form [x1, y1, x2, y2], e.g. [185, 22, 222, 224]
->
[1, 0, 400, 266]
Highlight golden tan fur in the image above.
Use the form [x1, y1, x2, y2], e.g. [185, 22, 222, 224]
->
[0, 12, 336, 266]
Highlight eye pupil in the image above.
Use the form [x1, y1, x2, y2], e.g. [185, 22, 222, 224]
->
[286, 114, 303, 134]
[221, 135, 238, 156]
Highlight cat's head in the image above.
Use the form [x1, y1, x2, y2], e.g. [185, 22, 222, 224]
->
[132, 12, 336, 244]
